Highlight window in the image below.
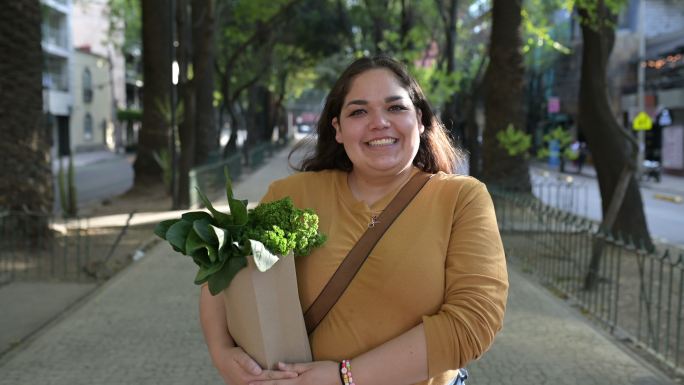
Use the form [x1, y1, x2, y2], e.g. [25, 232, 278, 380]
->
[43, 55, 69, 91]
[83, 68, 93, 103]
[84, 113, 93, 141]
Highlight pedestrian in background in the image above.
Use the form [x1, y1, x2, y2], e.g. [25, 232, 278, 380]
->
[199, 55, 509, 385]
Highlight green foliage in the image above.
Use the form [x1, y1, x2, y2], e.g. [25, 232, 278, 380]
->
[116, 108, 142, 122]
[155, 97, 184, 126]
[536, 126, 578, 161]
[57, 155, 78, 218]
[571, 0, 629, 30]
[107, 0, 141, 54]
[244, 197, 327, 257]
[154, 167, 326, 295]
[152, 149, 172, 194]
[496, 124, 532, 157]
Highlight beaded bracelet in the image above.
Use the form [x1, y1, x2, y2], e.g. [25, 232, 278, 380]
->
[339, 359, 355, 385]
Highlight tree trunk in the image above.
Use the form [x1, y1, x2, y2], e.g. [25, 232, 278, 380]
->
[134, 0, 171, 185]
[577, 6, 652, 249]
[481, 0, 530, 191]
[0, 1, 53, 215]
[192, 0, 217, 166]
[438, 0, 460, 140]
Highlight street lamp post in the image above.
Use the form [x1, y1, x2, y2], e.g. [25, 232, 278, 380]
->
[169, 0, 179, 209]
[636, 0, 646, 176]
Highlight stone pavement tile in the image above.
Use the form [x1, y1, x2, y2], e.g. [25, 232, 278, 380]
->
[0, 281, 96, 355]
[0, 243, 221, 385]
[468, 265, 675, 385]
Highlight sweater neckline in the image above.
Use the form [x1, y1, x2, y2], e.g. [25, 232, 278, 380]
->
[334, 168, 421, 213]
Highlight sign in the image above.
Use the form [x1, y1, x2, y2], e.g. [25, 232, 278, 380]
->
[632, 111, 653, 131]
[658, 109, 673, 126]
[547, 97, 560, 114]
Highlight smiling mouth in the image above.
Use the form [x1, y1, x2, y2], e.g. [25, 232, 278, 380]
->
[367, 138, 397, 147]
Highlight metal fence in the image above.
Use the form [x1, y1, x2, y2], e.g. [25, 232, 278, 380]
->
[491, 186, 684, 375]
[189, 140, 287, 207]
[0, 211, 92, 283]
[0, 210, 140, 284]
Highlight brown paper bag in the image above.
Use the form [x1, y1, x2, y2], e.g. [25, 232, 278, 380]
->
[222, 252, 312, 369]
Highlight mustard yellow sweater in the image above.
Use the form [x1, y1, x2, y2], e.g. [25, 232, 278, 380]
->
[261, 169, 508, 385]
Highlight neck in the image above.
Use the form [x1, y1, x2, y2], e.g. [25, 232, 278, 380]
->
[347, 166, 416, 207]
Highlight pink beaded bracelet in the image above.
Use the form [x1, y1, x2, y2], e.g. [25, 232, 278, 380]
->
[339, 359, 355, 385]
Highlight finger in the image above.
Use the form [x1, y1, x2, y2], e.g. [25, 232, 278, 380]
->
[277, 361, 310, 374]
[253, 369, 298, 381]
[234, 351, 262, 376]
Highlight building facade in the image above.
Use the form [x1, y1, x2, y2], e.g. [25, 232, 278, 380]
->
[70, 48, 114, 152]
[42, 0, 73, 158]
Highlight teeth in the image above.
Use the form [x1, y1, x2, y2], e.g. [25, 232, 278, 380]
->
[367, 138, 397, 146]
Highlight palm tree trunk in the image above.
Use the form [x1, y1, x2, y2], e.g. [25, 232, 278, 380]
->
[192, 0, 217, 166]
[134, 0, 172, 185]
[0, 1, 53, 216]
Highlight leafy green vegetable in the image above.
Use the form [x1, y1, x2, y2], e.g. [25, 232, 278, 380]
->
[154, 167, 326, 295]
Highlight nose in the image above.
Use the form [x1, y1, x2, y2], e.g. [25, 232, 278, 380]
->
[368, 109, 390, 130]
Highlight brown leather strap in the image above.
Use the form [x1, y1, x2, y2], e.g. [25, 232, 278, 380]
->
[304, 172, 433, 334]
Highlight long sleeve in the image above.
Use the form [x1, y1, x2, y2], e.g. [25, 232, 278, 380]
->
[422, 181, 509, 376]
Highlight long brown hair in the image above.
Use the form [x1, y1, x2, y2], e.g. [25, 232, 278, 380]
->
[292, 55, 463, 174]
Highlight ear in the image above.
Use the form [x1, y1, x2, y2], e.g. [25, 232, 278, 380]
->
[416, 108, 425, 134]
[332, 117, 343, 143]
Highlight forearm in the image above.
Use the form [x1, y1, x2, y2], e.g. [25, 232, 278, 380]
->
[199, 284, 235, 358]
[350, 324, 428, 385]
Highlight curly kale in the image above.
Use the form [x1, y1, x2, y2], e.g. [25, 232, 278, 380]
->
[243, 197, 327, 257]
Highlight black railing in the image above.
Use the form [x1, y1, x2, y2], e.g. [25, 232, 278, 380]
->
[491, 186, 684, 375]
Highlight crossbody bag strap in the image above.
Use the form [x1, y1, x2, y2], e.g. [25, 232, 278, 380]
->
[304, 172, 434, 334]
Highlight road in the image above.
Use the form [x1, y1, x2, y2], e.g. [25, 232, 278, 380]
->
[530, 169, 684, 247]
[53, 154, 133, 214]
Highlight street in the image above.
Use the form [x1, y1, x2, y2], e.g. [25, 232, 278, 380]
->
[52, 153, 134, 214]
[531, 168, 684, 247]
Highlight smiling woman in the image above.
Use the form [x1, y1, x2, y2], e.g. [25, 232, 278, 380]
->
[199, 55, 509, 385]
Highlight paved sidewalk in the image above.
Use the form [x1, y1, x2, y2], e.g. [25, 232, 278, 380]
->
[0, 146, 676, 384]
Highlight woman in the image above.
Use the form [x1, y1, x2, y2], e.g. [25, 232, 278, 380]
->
[199, 55, 508, 385]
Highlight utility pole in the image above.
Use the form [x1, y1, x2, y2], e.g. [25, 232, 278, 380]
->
[636, 0, 646, 176]
[170, 0, 179, 209]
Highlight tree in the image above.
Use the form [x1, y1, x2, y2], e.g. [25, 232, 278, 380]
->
[576, 0, 652, 250]
[0, 1, 53, 216]
[133, 0, 171, 185]
[481, 0, 531, 191]
[192, 0, 217, 166]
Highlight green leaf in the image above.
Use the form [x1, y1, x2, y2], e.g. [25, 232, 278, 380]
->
[224, 166, 235, 199]
[186, 228, 211, 256]
[207, 256, 247, 295]
[196, 187, 233, 227]
[248, 239, 280, 272]
[193, 219, 218, 245]
[166, 220, 193, 254]
[182, 211, 214, 223]
[191, 251, 212, 268]
[210, 225, 229, 255]
[193, 258, 226, 285]
[228, 197, 248, 226]
[154, 219, 180, 239]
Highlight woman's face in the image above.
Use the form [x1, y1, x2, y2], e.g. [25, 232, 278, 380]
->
[332, 68, 423, 179]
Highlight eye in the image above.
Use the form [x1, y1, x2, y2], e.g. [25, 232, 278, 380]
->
[348, 109, 366, 117]
[389, 104, 409, 112]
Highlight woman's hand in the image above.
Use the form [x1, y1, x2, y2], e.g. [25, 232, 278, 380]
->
[211, 345, 299, 385]
[249, 361, 339, 385]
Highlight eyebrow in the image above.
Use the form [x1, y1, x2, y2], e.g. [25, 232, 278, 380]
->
[344, 95, 406, 108]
